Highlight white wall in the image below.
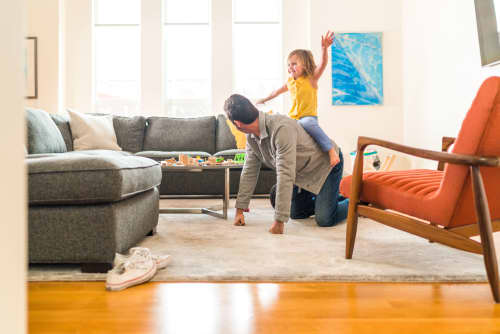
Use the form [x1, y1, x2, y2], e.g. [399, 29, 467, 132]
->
[403, 0, 500, 168]
[310, 0, 403, 168]
[0, 0, 27, 332]
[26, 0, 60, 113]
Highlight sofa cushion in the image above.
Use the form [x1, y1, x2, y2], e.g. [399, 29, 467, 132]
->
[135, 151, 211, 161]
[26, 108, 68, 154]
[50, 113, 74, 151]
[216, 114, 237, 152]
[68, 110, 122, 151]
[112, 115, 147, 153]
[144, 116, 216, 154]
[27, 151, 161, 205]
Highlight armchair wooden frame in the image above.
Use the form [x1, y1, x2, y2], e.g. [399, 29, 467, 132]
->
[346, 136, 500, 302]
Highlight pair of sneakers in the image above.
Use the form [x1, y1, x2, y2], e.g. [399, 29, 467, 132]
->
[106, 247, 171, 291]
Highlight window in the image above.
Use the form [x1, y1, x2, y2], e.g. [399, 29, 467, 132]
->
[233, 0, 282, 113]
[89, 0, 282, 117]
[94, 0, 140, 115]
[164, 0, 211, 117]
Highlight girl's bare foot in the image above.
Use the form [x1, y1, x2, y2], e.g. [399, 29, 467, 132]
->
[329, 149, 340, 167]
[269, 221, 284, 234]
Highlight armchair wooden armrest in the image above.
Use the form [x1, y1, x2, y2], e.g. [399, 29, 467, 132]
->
[354, 136, 499, 170]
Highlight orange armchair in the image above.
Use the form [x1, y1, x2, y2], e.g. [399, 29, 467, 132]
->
[340, 76, 500, 302]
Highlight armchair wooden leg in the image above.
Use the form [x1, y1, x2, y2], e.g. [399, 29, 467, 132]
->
[346, 204, 359, 259]
[429, 223, 437, 243]
[346, 146, 365, 260]
[471, 166, 500, 303]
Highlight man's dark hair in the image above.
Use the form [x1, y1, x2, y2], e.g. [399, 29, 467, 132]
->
[224, 94, 259, 124]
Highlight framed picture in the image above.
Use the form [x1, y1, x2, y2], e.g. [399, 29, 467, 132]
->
[25, 36, 38, 99]
[331, 32, 383, 105]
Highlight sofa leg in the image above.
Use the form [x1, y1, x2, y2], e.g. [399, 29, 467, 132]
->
[147, 227, 157, 236]
[81, 263, 112, 273]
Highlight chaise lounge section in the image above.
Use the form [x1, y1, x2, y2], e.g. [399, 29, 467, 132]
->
[27, 109, 162, 272]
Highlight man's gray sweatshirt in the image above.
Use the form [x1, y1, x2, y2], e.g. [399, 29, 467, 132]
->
[235, 111, 339, 222]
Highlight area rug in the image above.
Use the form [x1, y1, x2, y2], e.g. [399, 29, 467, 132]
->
[28, 199, 496, 282]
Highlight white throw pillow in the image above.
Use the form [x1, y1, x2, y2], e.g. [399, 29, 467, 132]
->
[67, 110, 122, 151]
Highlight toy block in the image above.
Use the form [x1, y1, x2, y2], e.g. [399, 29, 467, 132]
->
[178, 153, 189, 165]
[234, 153, 246, 164]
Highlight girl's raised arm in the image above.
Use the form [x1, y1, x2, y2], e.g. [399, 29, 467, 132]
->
[256, 83, 288, 105]
[313, 31, 334, 81]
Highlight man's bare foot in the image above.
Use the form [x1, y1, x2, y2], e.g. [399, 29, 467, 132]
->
[269, 221, 284, 234]
[234, 211, 246, 226]
[329, 149, 340, 167]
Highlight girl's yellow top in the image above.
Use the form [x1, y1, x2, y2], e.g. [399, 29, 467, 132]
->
[287, 76, 317, 120]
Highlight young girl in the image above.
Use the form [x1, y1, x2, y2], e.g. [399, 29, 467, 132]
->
[256, 31, 339, 167]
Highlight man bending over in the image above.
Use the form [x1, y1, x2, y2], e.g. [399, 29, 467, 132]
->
[224, 94, 349, 234]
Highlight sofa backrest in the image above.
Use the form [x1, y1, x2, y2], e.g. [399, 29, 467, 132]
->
[144, 116, 217, 154]
[27, 110, 238, 155]
[111, 115, 147, 153]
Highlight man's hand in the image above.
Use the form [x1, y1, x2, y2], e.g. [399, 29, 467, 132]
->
[234, 208, 246, 226]
[321, 30, 334, 49]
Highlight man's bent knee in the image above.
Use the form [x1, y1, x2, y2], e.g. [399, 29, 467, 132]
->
[315, 215, 336, 227]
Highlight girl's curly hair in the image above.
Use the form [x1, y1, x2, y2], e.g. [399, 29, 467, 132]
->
[288, 49, 316, 77]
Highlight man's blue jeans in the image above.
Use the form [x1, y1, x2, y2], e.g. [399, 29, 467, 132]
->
[290, 150, 349, 227]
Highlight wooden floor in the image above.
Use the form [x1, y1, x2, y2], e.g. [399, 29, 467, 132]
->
[29, 282, 500, 334]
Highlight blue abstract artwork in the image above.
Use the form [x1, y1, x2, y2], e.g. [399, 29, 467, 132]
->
[331, 33, 383, 105]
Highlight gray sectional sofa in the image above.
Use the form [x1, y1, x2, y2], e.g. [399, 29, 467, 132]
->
[27, 109, 275, 272]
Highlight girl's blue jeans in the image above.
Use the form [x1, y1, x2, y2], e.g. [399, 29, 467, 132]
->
[298, 116, 333, 152]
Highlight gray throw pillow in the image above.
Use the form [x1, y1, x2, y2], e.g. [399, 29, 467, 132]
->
[26, 108, 67, 154]
[50, 113, 73, 151]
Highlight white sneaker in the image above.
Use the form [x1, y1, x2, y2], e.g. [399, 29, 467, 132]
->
[106, 248, 157, 291]
[114, 247, 172, 270]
